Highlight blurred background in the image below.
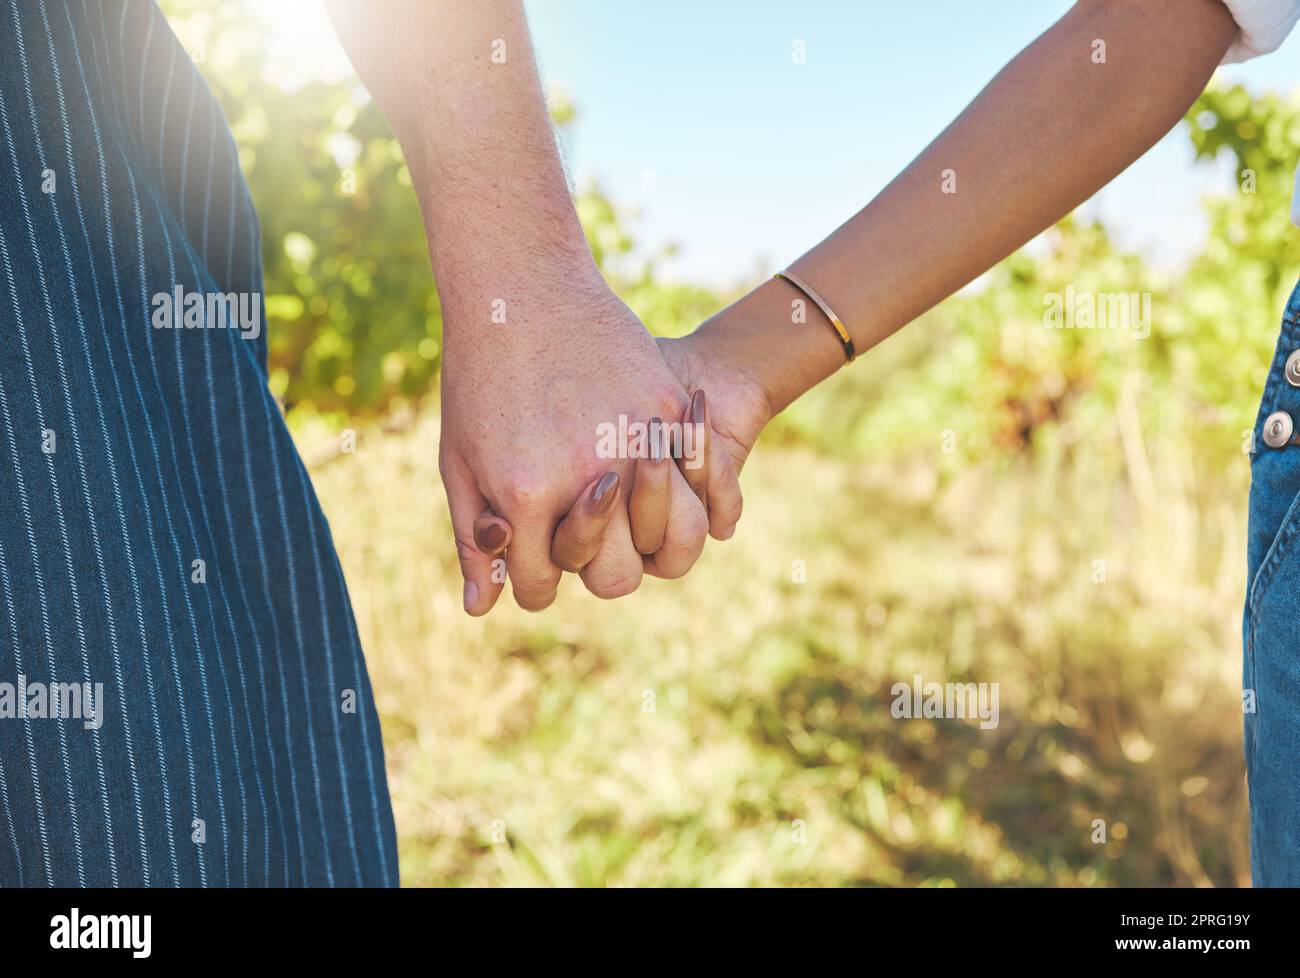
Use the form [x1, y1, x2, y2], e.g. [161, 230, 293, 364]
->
[162, 0, 1300, 885]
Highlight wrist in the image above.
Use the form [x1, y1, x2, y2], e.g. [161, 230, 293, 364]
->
[693, 276, 845, 416]
[417, 165, 604, 328]
[436, 249, 611, 338]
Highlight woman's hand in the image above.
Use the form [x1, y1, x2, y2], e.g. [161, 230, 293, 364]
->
[656, 330, 773, 528]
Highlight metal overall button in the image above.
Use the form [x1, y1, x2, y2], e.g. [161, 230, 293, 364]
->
[1287, 349, 1300, 387]
[1264, 411, 1294, 449]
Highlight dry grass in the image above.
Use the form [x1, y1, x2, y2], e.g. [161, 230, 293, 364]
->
[305, 389, 1251, 887]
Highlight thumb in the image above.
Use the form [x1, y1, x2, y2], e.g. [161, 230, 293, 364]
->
[440, 453, 507, 616]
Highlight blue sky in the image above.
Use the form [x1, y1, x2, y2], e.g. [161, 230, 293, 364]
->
[261, 0, 1299, 288]
[521, 0, 1300, 287]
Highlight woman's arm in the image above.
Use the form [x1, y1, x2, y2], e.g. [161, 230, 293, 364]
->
[685, 0, 1239, 417]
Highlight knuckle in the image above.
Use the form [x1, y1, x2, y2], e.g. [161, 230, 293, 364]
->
[512, 580, 557, 611]
[649, 540, 699, 579]
[650, 559, 689, 581]
[716, 489, 743, 525]
[552, 552, 586, 574]
[515, 595, 555, 613]
[566, 524, 602, 554]
[680, 504, 710, 546]
[552, 526, 601, 573]
[633, 530, 666, 557]
[650, 385, 689, 423]
[454, 536, 482, 565]
[512, 570, 559, 595]
[585, 569, 643, 600]
[653, 530, 706, 581]
[437, 446, 463, 486]
[501, 478, 550, 514]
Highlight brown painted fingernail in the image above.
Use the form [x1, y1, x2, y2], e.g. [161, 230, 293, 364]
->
[476, 522, 508, 553]
[649, 417, 664, 461]
[590, 471, 619, 515]
[691, 389, 706, 425]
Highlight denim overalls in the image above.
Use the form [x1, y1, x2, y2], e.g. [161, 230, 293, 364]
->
[1245, 273, 1300, 885]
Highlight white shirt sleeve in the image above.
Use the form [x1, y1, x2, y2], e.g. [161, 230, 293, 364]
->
[1220, 0, 1300, 62]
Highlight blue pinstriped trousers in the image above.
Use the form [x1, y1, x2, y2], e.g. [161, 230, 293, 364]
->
[0, 0, 398, 886]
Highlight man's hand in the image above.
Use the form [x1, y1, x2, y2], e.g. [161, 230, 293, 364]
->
[441, 285, 724, 614]
[324, 0, 744, 613]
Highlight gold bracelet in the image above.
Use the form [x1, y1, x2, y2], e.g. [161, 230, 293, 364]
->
[773, 270, 856, 362]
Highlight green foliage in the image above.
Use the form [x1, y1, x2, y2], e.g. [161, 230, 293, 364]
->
[164, 0, 1296, 885]
[164, 0, 727, 424]
[167, 0, 1300, 468]
[1183, 85, 1300, 432]
[769, 83, 1300, 511]
[313, 397, 1250, 887]
[166, 1, 442, 420]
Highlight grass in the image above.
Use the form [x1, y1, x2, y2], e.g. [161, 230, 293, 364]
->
[305, 383, 1252, 887]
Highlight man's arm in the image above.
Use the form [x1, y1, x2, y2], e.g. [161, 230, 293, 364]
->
[323, 0, 739, 615]
[690, 0, 1240, 415]
[324, 0, 597, 318]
